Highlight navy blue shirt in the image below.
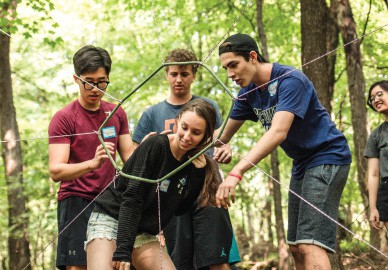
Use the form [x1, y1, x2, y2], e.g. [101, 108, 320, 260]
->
[230, 63, 351, 179]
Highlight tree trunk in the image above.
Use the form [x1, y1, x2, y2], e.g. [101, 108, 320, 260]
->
[300, 0, 332, 113]
[256, 1, 289, 268]
[256, 0, 269, 61]
[300, 1, 348, 268]
[331, 0, 381, 254]
[0, 2, 31, 269]
[326, 4, 340, 118]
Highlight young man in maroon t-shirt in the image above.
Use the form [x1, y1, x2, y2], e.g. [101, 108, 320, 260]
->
[48, 45, 134, 270]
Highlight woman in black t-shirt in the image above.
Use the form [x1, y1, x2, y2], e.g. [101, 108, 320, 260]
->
[86, 99, 222, 270]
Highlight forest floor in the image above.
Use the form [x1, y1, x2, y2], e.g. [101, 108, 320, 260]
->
[234, 253, 388, 270]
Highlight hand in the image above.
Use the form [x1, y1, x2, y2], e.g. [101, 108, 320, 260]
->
[112, 261, 131, 270]
[216, 174, 240, 208]
[192, 154, 206, 168]
[213, 144, 232, 164]
[141, 130, 173, 144]
[90, 142, 115, 169]
[369, 208, 382, 230]
[158, 231, 166, 247]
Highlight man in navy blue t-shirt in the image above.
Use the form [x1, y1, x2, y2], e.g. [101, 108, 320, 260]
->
[216, 33, 351, 270]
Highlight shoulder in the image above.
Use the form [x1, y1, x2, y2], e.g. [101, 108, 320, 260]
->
[371, 122, 388, 139]
[234, 83, 258, 102]
[140, 134, 169, 150]
[101, 100, 121, 113]
[50, 100, 79, 121]
[274, 63, 311, 86]
[144, 100, 169, 115]
[194, 96, 219, 108]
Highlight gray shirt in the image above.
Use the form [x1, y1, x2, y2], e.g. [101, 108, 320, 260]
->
[364, 121, 388, 179]
[132, 95, 223, 155]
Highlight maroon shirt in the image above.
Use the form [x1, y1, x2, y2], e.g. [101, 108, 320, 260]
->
[48, 100, 129, 201]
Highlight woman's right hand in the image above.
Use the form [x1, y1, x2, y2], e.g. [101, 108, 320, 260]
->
[192, 154, 206, 168]
[370, 208, 382, 230]
[112, 261, 131, 270]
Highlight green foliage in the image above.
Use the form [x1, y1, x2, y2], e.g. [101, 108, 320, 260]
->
[1, 0, 387, 267]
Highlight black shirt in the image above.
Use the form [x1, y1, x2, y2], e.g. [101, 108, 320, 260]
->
[93, 135, 205, 262]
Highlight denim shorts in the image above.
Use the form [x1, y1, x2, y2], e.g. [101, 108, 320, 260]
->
[287, 164, 350, 253]
[85, 212, 159, 250]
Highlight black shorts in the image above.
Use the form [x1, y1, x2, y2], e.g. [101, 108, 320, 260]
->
[56, 196, 94, 269]
[164, 205, 240, 270]
[377, 181, 388, 221]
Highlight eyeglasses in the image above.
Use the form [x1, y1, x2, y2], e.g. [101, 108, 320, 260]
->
[369, 91, 384, 104]
[81, 81, 110, 90]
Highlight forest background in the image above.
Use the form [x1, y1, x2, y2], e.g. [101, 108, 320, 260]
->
[0, 0, 387, 269]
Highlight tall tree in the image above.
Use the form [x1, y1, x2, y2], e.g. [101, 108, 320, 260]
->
[300, 1, 347, 268]
[0, 1, 31, 269]
[331, 0, 382, 254]
[300, 0, 333, 113]
[256, 1, 289, 269]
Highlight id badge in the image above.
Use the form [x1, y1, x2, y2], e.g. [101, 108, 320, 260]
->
[160, 179, 170, 192]
[102, 126, 117, 139]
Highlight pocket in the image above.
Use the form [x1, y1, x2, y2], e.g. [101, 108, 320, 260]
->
[319, 165, 344, 186]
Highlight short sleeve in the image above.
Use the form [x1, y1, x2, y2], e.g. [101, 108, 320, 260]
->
[230, 95, 258, 122]
[132, 110, 154, 144]
[116, 107, 130, 136]
[364, 129, 379, 158]
[276, 77, 312, 119]
[48, 111, 72, 144]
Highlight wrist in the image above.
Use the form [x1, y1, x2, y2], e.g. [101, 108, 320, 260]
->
[228, 172, 243, 181]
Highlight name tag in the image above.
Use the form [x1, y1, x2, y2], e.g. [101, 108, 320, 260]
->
[160, 179, 170, 192]
[102, 126, 117, 139]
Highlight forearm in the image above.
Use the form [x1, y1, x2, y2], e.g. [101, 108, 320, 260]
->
[214, 119, 244, 146]
[50, 161, 95, 182]
[231, 128, 285, 175]
[368, 175, 380, 210]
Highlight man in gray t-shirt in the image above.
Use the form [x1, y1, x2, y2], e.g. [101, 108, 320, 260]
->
[132, 49, 241, 270]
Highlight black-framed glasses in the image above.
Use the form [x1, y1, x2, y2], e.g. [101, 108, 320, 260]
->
[369, 91, 384, 104]
[81, 81, 110, 90]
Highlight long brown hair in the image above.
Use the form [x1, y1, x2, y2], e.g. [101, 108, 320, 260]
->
[176, 99, 221, 207]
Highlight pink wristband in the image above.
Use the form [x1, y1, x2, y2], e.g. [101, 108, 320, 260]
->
[228, 172, 242, 181]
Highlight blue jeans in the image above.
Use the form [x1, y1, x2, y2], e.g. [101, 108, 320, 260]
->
[287, 164, 350, 252]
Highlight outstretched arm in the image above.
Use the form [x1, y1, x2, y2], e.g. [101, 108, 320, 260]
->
[216, 111, 294, 208]
[213, 119, 245, 164]
[214, 118, 245, 145]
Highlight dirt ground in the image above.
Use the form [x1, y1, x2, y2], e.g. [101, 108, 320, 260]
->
[234, 253, 388, 270]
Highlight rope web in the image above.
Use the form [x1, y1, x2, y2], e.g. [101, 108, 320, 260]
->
[0, 1, 386, 269]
